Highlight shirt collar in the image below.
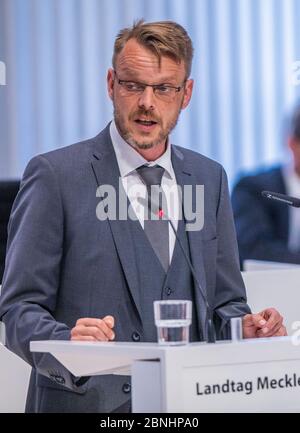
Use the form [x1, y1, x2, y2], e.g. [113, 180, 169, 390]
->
[110, 120, 174, 179]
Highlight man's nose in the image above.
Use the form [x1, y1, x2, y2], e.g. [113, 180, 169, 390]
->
[138, 86, 156, 111]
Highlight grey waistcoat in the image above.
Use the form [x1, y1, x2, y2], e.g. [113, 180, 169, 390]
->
[129, 215, 201, 342]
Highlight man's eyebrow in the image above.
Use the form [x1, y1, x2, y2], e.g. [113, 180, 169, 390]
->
[118, 70, 178, 84]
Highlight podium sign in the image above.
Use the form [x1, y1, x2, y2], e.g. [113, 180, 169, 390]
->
[182, 359, 300, 412]
[31, 337, 300, 412]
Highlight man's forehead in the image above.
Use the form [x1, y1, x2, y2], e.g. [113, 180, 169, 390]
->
[118, 67, 183, 83]
[115, 39, 185, 78]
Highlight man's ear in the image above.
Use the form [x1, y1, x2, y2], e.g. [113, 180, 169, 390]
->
[182, 79, 194, 110]
[107, 68, 114, 101]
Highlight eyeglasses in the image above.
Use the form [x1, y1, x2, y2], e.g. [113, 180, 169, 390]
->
[114, 71, 186, 102]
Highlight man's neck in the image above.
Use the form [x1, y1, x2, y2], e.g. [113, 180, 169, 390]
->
[131, 142, 168, 161]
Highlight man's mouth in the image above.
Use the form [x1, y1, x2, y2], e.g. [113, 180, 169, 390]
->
[135, 119, 158, 126]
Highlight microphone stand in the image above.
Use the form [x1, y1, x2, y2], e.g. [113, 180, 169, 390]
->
[166, 218, 216, 344]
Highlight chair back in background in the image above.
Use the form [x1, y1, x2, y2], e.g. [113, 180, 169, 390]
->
[0, 180, 20, 283]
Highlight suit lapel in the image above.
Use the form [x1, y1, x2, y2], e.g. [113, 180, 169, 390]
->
[171, 146, 208, 340]
[90, 126, 142, 323]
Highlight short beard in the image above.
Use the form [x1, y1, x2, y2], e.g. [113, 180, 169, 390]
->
[113, 106, 182, 151]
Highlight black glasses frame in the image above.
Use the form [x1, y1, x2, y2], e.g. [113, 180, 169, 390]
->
[113, 71, 186, 96]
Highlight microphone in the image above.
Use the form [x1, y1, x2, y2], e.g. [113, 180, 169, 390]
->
[137, 195, 216, 343]
[262, 191, 300, 208]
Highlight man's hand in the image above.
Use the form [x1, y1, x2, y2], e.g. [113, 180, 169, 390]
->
[242, 308, 287, 339]
[71, 315, 115, 341]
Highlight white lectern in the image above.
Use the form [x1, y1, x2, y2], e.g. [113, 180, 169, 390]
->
[31, 337, 300, 412]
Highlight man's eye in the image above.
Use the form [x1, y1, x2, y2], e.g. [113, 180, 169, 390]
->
[125, 83, 143, 91]
[156, 86, 171, 93]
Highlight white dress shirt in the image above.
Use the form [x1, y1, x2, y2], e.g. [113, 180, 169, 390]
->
[282, 164, 300, 251]
[110, 121, 180, 263]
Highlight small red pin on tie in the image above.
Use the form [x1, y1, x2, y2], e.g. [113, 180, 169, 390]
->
[158, 209, 164, 219]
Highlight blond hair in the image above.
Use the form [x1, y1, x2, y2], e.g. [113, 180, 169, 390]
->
[113, 20, 194, 78]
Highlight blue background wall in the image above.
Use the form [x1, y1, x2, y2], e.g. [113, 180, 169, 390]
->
[1, 0, 300, 186]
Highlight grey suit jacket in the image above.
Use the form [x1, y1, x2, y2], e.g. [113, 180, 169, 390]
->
[0, 124, 250, 412]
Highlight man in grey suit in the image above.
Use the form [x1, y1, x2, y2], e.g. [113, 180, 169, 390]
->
[0, 20, 286, 413]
